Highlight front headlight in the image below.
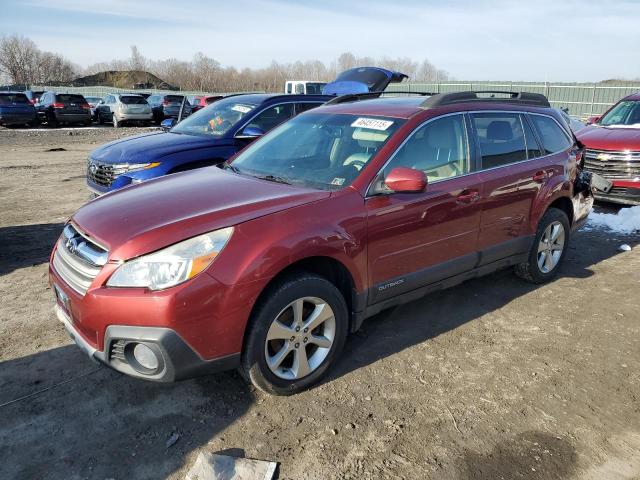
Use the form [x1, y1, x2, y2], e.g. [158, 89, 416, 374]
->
[107, 227, 233, 290]
[123, 162, 161, 173]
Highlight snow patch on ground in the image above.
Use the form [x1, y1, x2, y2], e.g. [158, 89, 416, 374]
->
[586, 206, 640, 234]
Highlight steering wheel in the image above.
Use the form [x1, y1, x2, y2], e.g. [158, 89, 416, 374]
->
[347, 160, 367, 171]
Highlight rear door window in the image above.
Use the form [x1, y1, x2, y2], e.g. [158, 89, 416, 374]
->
[529, 114, 572, 155]
[471, 113, 528, 169]
[522, 116, 543, 159]
[295, 102, 323, 115]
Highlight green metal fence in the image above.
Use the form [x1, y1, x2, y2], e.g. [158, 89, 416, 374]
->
[30, 85, 251, 98]
[388, 81, 640, 119]
[32, 81, 640, 119]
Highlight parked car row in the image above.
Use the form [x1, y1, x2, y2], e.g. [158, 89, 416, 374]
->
[51, 68, 614, 396]
[0, 90, 201, 128]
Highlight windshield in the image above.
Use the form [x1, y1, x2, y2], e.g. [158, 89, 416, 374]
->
[229, 112, 404, 190]
[171, 97, 257, 137]
[85, 97, 102, 103]
[600, 100, 640, 127]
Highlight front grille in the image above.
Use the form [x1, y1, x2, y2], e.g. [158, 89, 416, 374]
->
[584, 148, 640, 180]
[110, 339, 127, 362]
[52, 224, 108, 295]
[87, 158, 129, 187]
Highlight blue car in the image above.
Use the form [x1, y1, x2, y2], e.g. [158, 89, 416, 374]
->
[86, 67, 407, 195]
[0, 92, 37, 127]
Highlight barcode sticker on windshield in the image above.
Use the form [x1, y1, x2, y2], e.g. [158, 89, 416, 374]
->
[232, 105, 252, 113]
[351, 118, 394, 131]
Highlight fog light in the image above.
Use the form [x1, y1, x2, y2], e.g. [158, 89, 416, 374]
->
[133, 343, 159, 370]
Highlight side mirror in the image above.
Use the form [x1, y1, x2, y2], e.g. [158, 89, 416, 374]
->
[235, 126, 265, 139]
[161, 118, 176, 131]
[385, 167, 427, 193]
[586, 115, 600, 125]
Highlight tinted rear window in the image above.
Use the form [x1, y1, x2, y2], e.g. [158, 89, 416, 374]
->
[121, 96, 148, 105]
[165, 95, 184, 103]
[57, 94, 86, 104]
[0, 94, 30, 104]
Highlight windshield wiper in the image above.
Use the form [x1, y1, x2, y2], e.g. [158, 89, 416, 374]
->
[253, 174, 291, 185]
[223, 163, 241, 174]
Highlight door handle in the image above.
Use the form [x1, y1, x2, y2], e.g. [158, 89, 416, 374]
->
[457, 189, 480, 204]
[533, 170, 549, 183]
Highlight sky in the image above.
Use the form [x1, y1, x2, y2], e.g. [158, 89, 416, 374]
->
[1, 0, 639, 82]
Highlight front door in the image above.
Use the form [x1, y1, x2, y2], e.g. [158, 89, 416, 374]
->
[366, 113, 483, 304]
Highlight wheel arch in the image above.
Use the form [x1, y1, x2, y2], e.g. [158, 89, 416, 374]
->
[242, 255, 359, 350]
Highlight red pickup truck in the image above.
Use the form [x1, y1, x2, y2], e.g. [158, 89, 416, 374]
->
[578, 93, 640, 205]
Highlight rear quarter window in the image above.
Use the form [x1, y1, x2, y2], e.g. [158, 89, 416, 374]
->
[529, 115, 572, 155]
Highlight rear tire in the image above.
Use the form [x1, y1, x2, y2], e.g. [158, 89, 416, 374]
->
[515, 208, 570, 284]
[47, 112, 58, 128]
[241, 273, 349, 395]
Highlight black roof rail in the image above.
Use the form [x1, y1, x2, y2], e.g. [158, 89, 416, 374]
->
[420, 91, 550, 108]
[325, 90, 436, 106]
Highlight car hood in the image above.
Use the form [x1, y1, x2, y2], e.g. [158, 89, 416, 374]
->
[322, 67, 408, 95]
[90, 131, 230, 164]
[577, 125, 640, 151]
[73, 167, 330, 260]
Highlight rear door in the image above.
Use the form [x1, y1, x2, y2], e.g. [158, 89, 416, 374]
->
[366, 113, 483, 304]
[471, 111, 548, 262]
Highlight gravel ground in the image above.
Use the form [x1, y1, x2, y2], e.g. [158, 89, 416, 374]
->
[0, 127, 639, 480]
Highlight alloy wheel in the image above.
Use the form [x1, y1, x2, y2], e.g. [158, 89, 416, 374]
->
[264, 297, 336, 380]
[537, 221, 565, 273]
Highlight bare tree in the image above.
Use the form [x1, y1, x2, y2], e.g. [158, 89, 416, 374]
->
[129, 45, 146, 71]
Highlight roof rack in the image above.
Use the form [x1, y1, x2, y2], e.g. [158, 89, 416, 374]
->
[420, 91, 550, 108]
[325, 90, 435, 106]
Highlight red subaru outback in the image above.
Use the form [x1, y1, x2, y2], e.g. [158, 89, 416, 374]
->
[578, 92, 640, 205]
[50, 91, 594, 395]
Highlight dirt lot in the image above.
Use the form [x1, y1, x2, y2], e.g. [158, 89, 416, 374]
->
[0, 126, 639, 480]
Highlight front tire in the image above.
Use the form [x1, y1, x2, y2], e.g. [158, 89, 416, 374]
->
[515, 208, 570, 284]
[112, 114, 119, 128]
[241, 273, 349, 395]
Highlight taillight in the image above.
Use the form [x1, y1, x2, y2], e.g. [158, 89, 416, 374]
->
[52, 102, 64, 109]
[162, 100, 169, 105]
[29, 99, 36, 104]
[81, 103, 90, 110]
